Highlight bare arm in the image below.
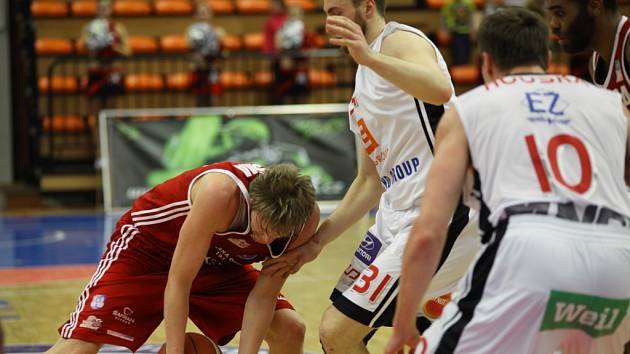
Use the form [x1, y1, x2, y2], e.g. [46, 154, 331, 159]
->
[238, 269, 288, 354]
[385, 108, 471, 354]
[164, 174, 237, 354]
[113, 23, 131, 56]
[326, 16, 453, 105]
[623, 105, 630, 186]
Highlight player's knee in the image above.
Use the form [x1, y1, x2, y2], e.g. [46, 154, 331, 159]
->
[319, 307, 346, 349]
[267, 309, 306, 347]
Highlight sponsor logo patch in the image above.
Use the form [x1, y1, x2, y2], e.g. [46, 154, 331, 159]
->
[355, 232, 382, 266]
[228, 238, 250, 248]
[540, 290, 629, 337]
[79, 315, 103, 330]
[112, 307, 136, 325]
[90, 294, 106, 310]
[107, 329, 135, 342]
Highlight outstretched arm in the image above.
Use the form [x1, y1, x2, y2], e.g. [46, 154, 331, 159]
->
[164, 174, 237, 354]
[386, 108, 471, 354]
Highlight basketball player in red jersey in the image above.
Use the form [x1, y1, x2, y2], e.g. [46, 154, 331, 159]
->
[547, 0, 630, 107]
[45, 162, 319, 354]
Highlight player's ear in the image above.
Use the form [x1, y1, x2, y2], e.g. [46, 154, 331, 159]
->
[546, 50, 552, 71]
[481, 52, 493, 83]
[364, 0, 376, 18]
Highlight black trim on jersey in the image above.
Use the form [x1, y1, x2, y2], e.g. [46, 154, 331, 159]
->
[472, 169, 493, 243]
[413, 98, 445, 154]
[438, 200, 470, 269]
[434, 219, 509, 353]
[330, 278, 400, 327]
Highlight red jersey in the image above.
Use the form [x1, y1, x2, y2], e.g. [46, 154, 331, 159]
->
[117, 161, 272, 267]
[591, 16, 630, 108]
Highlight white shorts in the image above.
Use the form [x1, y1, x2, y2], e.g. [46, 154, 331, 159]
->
[418, 215, 630, 354]
[331, 203, 479, 328]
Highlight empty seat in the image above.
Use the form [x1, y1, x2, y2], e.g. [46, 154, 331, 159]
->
[154, 0, 193, 15]
[285, 0, 315, 11]
[38, 76, 79, 94]
[435, 30, 452, 46]
[35, 38, 74, 55]
[425, 0, 444, 9]
[71, 1, 98, 16]
[113, 0, 152, 16]
[208, 0, 235, 14]
[221, 34, 243, 51]
[125, 74, 164, 91]
[220, 71, 251, 89]
[128, 36, 159, 53]
[42, 115, 87, 133]
[308, 69, 336, 88]
[236, 0, 271, 13]
[243, 32, 264, 51]
[160, 35, 190, 53]
[253, 71, 273, 87]
[31, 1, 69, 17]
[450, 64, 480, 85]
[166, 72, 192, 91]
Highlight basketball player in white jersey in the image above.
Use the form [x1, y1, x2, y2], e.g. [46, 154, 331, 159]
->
[546, 0, 630, 108]
[387, 7, 630, 354]
[265, 0, 479, 352]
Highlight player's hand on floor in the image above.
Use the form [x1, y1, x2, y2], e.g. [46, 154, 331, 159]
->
[384, 325, 421, 354]
[326, 16, 373, 65]
[264, 238, 322, 276]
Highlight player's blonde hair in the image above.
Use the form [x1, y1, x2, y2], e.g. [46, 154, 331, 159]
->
[249, 164, 316, 236]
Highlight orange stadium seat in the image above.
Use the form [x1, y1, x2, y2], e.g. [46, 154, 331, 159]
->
[208, 0, 235, 14]
[236, 0, 271, 13]
[221, 34, 243, 51]
[125, 73, 164, 91]
[436, 30, 452, 47]
[426, 0, 444, 10]
[38, 76, 79, 94]
[285, 0, 316, 11]
[166, 72, 192, 91]
[220, 71, 252, 89]
[308, 69, 336, 88]
[113, 0, 152, 16]
[253, 71, 273, 87]
[35, 38, 74, 56]
[450, 64, 480, 85]
[71, 1, 98, 16]
[154, 0, 194, 15]
[31, 1, 69, 17]
[473, 0, 485, 8]
[42, 116, 87, 133]
[160, 35, 190, 53]
[243, 32, 264, 51]
[128, 36, 159, 53]
[311, 34, 327, 48]
[548, 63, 570, 75]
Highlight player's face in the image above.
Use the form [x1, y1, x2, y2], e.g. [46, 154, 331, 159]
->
[323, 0, 368, 35]
[250, 211, 298, 258]
[546, 0, 595, 53]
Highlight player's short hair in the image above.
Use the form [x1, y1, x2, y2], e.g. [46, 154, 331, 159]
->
[249, 164, 315, 236]
[478, 7, 549, 71]
[352, 0, 386, 16]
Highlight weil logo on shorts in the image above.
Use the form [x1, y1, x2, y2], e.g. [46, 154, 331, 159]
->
[355, 232, 382, 266]
[540, 290, 629, 337]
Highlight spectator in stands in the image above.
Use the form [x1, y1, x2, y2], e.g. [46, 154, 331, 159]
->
[264, 1, 313, 104]
[187, 1, 225, 106]
[78, 0, 130, 99]
[440, 0, 475, 65]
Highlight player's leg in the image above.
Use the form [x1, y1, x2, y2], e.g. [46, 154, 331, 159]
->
[45, 338, 102, 354]
[47, 227, 166, 353]
[265, 308, 306, 354]
[319, 306, 373, 354]
[189, 264, 305, 352]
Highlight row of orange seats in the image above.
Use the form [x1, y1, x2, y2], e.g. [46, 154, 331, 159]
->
[35, 33, 327, 55]
[32, 0, 316, 18]
[38, 69, 337, 93]
[449, 62, 570, 85]
[41, 115, 96, 133]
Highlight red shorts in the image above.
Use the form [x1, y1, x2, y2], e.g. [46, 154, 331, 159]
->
[58, 227, 293, 352]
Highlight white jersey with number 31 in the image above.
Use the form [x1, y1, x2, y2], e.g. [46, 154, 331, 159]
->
[456, 74, 630, 225]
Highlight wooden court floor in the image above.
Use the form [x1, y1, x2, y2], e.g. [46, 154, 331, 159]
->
[0, 213, 397, 353]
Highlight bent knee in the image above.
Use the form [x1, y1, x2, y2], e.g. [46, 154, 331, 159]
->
[267, 309, 306, 345]
[45, 338, 101, 354]
[319, 306, 370, 351]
